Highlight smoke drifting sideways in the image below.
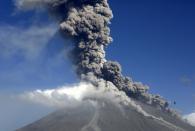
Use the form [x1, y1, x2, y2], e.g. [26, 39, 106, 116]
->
[21, 81, 187, 131]
[15, 0, 177, 116]
[21, 80, 149, 116]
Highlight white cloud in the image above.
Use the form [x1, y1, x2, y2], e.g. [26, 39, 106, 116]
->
[19, 82, 123, 108]
[0, 24, 57, 59]
[19, 80, 150, 117]
[20, 82, 94, 107]
[183, 112, 195, 126]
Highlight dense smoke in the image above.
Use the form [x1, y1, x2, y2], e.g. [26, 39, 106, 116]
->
[15, 0, 173, 113]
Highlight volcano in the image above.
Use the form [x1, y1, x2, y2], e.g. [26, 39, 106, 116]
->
[14, 0, 195, 131]
[16, 100, 195, 131]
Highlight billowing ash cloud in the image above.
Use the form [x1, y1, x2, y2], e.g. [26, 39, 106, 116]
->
[20, 80, 150, 117]
[15, 0, 174, 114]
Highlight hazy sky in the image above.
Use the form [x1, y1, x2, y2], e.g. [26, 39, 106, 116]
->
[0, 0, 195, 130]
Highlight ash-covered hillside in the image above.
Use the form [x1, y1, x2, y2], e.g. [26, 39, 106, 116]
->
[17, 100, 195, 131]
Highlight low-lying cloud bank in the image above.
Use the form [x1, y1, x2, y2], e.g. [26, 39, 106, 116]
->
[20, 80, 151, 117]
[20, 82, 94, 107]
[184, 112, 195, 126]
[20, 82, 127, 107]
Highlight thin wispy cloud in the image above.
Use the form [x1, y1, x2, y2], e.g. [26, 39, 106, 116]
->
[180, 75, 195, 87]
[0, 23, 73, 87]
[14, 0, 60, 11]
[0, 24, 57, 60]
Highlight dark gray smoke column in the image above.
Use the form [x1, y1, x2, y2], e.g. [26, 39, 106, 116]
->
[15, 0, 173, 112]
[54, 0, 171, 111]
[55, 0, 148, 98]
[58, 0, 113, 79]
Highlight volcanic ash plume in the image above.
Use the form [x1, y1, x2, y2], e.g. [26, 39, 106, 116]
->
[59, 0, 113, 79]
[15, 0, 176, 114]
[16, 0, 112, 78]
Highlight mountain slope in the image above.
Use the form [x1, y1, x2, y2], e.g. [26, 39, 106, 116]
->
[16, 100, 195, 131]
